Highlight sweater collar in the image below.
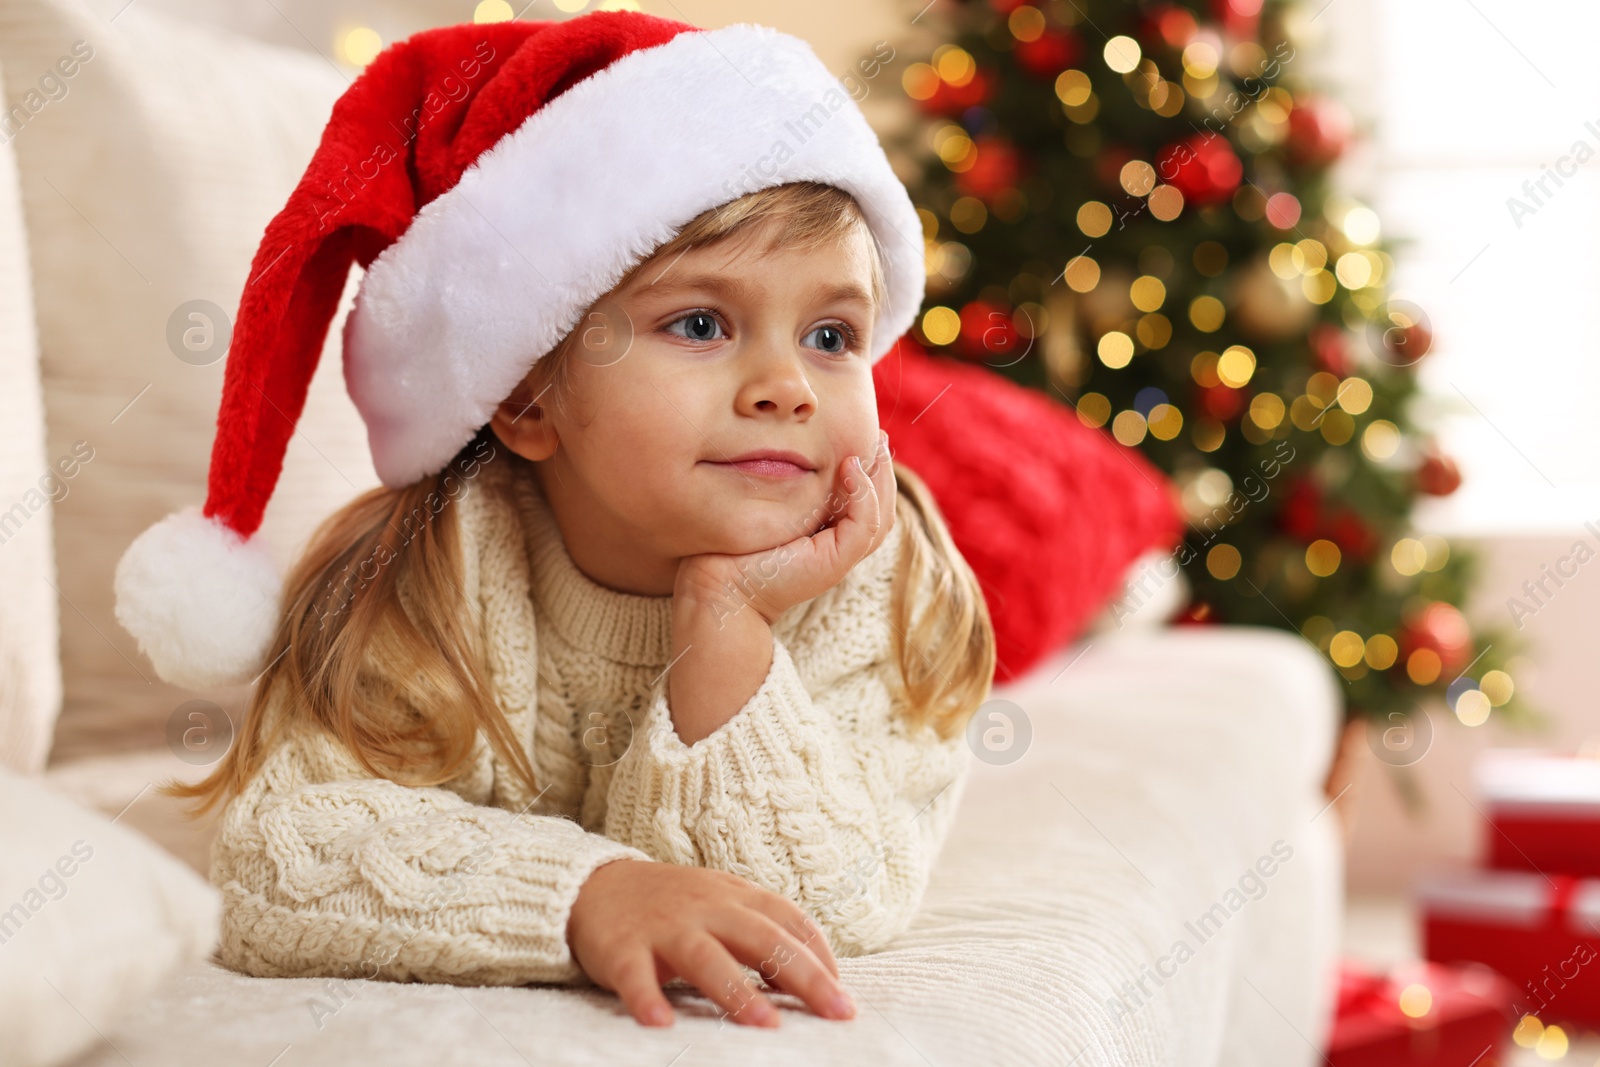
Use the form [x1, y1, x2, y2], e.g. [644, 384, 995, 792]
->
[506, 458, 676, 667]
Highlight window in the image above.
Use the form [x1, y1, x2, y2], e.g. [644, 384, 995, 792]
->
[1317, 0, 1598, 533]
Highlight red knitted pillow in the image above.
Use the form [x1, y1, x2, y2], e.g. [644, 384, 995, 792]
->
[874, 339, 1183, 686]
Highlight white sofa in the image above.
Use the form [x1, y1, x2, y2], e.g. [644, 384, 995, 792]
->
[0, 2, 1344, 1063]
[51, 627, 1343, 1067]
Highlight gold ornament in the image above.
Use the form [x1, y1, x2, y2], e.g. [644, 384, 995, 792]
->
[1041, 286, 1087, 388]
[1228, 252, 1315, 340]
[1079, 265, 1138, 335]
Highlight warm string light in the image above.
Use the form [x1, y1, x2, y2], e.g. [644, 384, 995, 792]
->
[1513, 1015, 1569, 1058]
[1396, 983, 1432, 1018]
[337, 26, 383, 67]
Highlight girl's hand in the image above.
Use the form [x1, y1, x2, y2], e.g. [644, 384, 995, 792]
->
[677, 430, 896, 626]
[567, 859, 854, 1028]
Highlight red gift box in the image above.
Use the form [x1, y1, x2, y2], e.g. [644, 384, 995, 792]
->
[1477, 748, 1600, 877]
[1324, 958, 1517, 1066]
[1418, 865, 1600, 1028]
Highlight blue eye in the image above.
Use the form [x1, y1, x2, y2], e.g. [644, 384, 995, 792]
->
[665, 311, 726, 343]
[805, 322, 859, 355]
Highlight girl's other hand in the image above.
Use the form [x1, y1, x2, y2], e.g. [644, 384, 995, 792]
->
[567, 859, 854, 1028]
[676, 429, 895, 625]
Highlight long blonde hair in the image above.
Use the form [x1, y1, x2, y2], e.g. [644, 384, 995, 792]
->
[161, 181, 996, 818]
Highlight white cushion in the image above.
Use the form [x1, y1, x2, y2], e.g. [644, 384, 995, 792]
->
[41, 748, 221, 876]
[0, 763, 220, 1067]
[0, 0, 374, 761]
[0, 55, 61, 774]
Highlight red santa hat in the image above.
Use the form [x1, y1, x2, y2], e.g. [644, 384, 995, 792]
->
[112, 10, 926, 691]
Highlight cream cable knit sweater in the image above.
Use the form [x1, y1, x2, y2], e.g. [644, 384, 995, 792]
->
[211, 451, 974, 988]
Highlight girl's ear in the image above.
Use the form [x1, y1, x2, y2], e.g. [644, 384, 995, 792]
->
[489, 384, 560, 462]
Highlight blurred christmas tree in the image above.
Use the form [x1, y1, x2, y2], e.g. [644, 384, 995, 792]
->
[891, 0, 1536, 731]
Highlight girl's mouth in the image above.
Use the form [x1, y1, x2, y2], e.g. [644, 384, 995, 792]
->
[706, 458, 812, 478]
[705, 448, 817, 479]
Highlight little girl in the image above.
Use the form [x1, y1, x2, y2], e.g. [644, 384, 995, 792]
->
[117, 12, 995, 1030]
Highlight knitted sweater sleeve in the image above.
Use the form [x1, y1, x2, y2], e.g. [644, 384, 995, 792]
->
[210, 692, 654, 988]
[601, 526, 976, 959]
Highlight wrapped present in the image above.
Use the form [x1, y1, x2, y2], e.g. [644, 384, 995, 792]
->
[1418, 866, 1600, 1028]
[1476, 748, 1600, 877]
[1324, 957, 1517, 1066]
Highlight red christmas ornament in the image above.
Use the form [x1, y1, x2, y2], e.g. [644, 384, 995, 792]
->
[1278, 476, 1378, 559]
[917, 66, 995, 116]
[1279, 477, 1321, 540]
[1156, 133, 1243, 205]
[1197, 382, 1246, 421]
[1378, 316, 1433, 366]
[1285, 95, 1353, 169]
[1327, 509, 1379, 560]
[1141, 4, 1199, 50]
[1210, 0, 1262, 40]
[986, 0, 1031, 13]
[955, 134, 1024, 203]
[1014, 28, 1080, 80]
[1417, 452, 1463, 496]
[1310, 323, 1351, 377]
[957, 299, 1021, 362]
[1399, 602, 1473, 676]
[1175, 600, 1218, 625]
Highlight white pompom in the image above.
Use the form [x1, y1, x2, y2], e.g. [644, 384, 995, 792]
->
[113, 505, 283, 690]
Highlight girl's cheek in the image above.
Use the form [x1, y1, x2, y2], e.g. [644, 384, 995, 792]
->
[834, 427, 878, 472]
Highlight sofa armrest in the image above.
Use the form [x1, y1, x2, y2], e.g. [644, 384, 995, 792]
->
[0, 55, 60, 775]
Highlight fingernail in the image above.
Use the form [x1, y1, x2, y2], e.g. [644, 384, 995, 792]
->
[645, 1004, 672, 1026]
[830, 992, 856, 1019]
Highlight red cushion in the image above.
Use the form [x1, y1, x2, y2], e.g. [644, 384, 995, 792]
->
[874, 339, 1183, 685]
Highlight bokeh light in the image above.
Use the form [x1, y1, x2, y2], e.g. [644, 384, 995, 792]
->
[1306, 539, 1341, 577]
[1398, 984, 1432, 1018]
[1207, 544, 1242, 580]
[1365, 634, 1398, 670]
[339, 26, 383, 66]
[1190, 295, 1225, 332]
[1104, 36, 1141, 73]
[921, 306, 960, 345]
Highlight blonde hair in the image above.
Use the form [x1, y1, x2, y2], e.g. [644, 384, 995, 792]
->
[161, 181, 996, 819]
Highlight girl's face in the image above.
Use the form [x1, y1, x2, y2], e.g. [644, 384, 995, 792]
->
[490, 215, 882, 596]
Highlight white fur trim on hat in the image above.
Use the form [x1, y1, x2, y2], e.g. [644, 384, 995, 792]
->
[113, 507, 283, 690]
[344, 21, 926, 489]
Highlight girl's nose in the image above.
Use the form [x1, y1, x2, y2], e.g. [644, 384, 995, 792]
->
[738, 346, 817, 417]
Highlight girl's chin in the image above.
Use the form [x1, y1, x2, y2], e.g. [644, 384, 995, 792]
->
[701, 512, 828, 557]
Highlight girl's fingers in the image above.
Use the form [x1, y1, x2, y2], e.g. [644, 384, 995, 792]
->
[713, 911, 854, 1022]
[823, 434, 884, 528]
[868, 428, 891, 476]
[865, 437, 897, 554]
[848, 432, 896, 555]
[663, 934, 781, 1028]
[828, 451, 882, 567]
[608, 950, 676, 1027]
[747, 896, 841, 980]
